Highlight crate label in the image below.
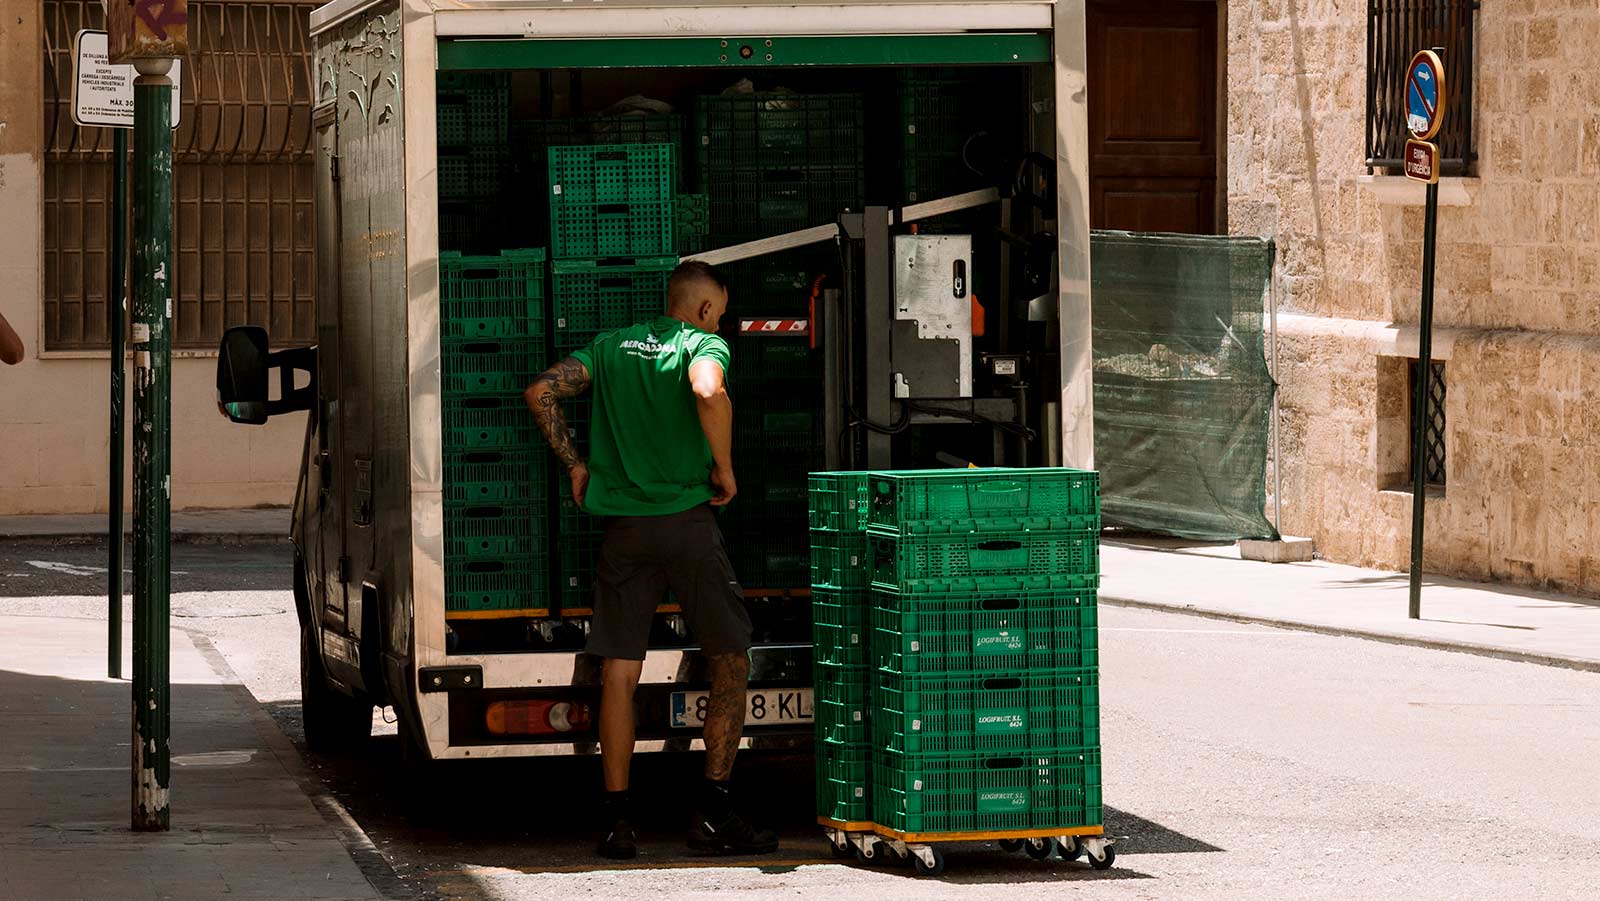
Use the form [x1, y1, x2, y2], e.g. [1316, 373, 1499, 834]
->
[911, 718, 923, 732]
[978, 790, 1030, 813]
[973, 629, 1026, 655]
[852, 710, 863, 723]
[976, 707, 1027, 734]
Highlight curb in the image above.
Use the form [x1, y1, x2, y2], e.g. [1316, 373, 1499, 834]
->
[185, 632, 424, 901]
[1100, 595, 1600, 674]
[0, 530, 288, 544]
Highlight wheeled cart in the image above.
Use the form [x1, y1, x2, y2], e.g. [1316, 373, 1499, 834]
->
[821, 820, 1114, 877]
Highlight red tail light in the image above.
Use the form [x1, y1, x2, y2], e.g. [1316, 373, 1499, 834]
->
[486, 700, 593, 736]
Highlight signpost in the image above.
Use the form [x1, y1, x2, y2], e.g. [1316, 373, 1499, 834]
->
[105, 0, 189, 834]
[72, 30, 182, 130]
[74, 28, 180, 683]
[1403, 48, 1446, 621]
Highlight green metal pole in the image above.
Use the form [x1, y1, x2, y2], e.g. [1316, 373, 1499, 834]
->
[130, 61, 173, 832]
[109, 128, 126, 680]
[1408, 180, 1440, 621]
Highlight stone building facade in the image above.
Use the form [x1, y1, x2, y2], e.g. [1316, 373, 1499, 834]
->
[1230, 0, 1600, 595]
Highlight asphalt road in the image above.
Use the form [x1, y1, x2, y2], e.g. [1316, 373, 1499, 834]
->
[4, 539, 1598, 899]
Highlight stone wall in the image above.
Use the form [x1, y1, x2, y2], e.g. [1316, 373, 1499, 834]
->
[0, 4, 304, 515]
[1230, 0, 1600, 595]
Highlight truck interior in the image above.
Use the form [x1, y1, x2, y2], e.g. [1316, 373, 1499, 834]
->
[437, 60, 1060, 652]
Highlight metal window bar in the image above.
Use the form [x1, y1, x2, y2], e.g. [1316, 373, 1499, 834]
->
[42, 0, 318, 351]
[1409, 359, 1447, 487]
[1365, 0, 1478, 176]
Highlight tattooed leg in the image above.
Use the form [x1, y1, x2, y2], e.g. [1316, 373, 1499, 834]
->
[703, 652, 750, 781]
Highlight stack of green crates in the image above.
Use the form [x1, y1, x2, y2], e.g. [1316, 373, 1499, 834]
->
[440, 249, 549, 615]
[808, 471, 873, 826]
[866, 468, 1102, 836]
[547, 144, 679, 611]
[691, 93, 857, 590]
[438, 73, 512, 252]
[514, 114, 686, 250]
[694, 92, 865, 246]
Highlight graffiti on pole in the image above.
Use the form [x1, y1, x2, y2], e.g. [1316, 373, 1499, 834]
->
[106, 0, 189, 63]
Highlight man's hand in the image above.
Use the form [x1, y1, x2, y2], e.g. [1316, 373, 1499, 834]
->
[569, 462, 591, 510]
[709, 465, 737, 507]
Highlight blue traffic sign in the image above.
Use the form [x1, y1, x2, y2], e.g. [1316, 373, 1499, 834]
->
[1405, 51, 1446, 140]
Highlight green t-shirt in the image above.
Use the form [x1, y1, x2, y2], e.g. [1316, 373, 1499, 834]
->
[570, 317, 731, 517]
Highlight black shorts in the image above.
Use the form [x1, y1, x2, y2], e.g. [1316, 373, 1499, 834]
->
[586, 504, 751, 662]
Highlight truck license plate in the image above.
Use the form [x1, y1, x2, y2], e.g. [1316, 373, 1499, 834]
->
[669, 689, 813, 729]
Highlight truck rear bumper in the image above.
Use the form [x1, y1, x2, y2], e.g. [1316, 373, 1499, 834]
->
[415, 644, 814, 760]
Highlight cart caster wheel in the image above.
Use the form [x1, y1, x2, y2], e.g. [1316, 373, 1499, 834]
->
[889, 845, 913, 867]
[854, 843, 878, 866]
[830, 840, 854, 860]
[1088, 845, 1116, 871]
[912, 848, 946, 877]
[1025, 838, 1055, 860]
[1058, 837, 1084, 861]
[998, 839, 1025, 854]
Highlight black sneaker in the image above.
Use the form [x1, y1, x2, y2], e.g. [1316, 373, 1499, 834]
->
[597, 818, 638, 860]
[687, 809, 779, 855]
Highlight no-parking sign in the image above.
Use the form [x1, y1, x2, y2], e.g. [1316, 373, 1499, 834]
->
[1405, 50, 1446, 140]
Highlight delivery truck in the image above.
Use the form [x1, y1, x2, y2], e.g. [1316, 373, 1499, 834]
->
[215, 0, 1094, 761]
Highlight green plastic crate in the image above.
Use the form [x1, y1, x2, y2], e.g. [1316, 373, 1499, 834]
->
[810, 530, 870, 590]
[556, 496, 605, 610]
[445, 501, 542, 559]
[872, 588, 1098, 675]
[814, 665, 870, 744]
[873, 748, 1102, 835]
[707, 166, 863, 243]
[446, 555, 547, 612]
[442, 337, 541, 397]
[808, 471, 871, 532]
[816, 739, 872, 823]
[869, 529, 1099, 590]
[440, 249, 547, 340]
[812, 589, 870, 667]
[438, 98, 470, 147]
[695, 93, 866, 172]
[444, 448, 546, 506]
[866, 468, 1100, 536]
[444, 394, 535, 450]
[550, 256, 676, 342]
[548, 144, 676, 258]
[874, 668, 1099, 755]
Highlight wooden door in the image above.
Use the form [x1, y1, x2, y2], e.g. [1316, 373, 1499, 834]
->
[1088, 0, 1219, 234]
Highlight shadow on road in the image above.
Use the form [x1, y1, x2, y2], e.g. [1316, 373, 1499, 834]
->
[259, 698, 1219, 894]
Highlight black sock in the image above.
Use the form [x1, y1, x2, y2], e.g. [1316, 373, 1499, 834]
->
[700, 777, 733, 819]
[604, 789, 632, 822]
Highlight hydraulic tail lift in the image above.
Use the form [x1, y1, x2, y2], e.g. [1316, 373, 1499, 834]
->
[685, 177, 1060, 472]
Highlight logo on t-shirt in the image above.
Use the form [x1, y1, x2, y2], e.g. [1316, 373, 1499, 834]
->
[617, 333, 675, 360]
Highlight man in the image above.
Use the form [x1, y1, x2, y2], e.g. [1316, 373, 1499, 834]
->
[525, 260, 776, 860]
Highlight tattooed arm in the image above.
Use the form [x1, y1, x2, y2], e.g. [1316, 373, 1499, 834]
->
[525, 356, 593, 505]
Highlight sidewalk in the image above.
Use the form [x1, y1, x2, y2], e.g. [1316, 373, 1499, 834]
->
[0, 614, 384, 900]
[0, 507, 289, 541]
[1101, 540, 1600, 671]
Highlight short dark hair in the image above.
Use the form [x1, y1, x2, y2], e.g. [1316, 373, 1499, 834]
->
[667, 260, 729, 309]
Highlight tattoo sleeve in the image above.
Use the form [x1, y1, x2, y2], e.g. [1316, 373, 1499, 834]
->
[525, 356, 592, 470]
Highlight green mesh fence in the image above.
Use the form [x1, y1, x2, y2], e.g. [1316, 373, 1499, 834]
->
[1091, 231, 1279, 541]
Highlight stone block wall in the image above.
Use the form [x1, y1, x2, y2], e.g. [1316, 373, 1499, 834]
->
[1231, 0, 1600, 595]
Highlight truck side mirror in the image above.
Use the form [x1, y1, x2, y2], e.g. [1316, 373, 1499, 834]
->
[217, 326, 270, 424]
[216, 325, 317, 424]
